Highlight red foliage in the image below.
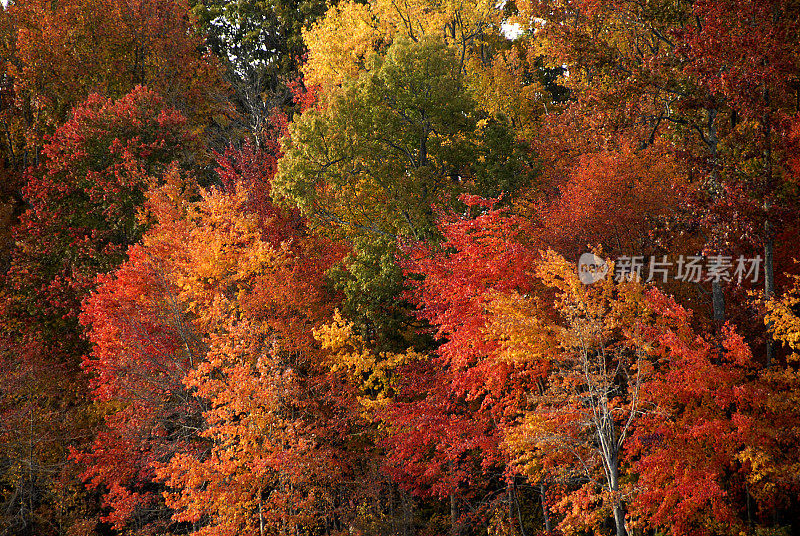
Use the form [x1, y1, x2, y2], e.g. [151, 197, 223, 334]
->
[385, 197, 537, 506]
[76, 244, 203, 533]
[676, 0, 800, 121]
[536, 140, 685, 257]
[6, 86, 192, 323]
[627, 290, 800, 535]
[214, 137, 303, 247]
[76, 132, 354, 533]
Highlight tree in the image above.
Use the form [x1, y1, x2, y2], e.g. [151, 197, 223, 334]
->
[276, 36, 534, 346]
[1, 0, 229, 167]
[77, 234, 205, 535]
[534, 139, 686, 258]
[625, 287, 800, 535]
[674, 0, 800, 362]
[492, 252, 662, 536]
[0, 87, 195, 535]
[191, 0, 328, 137]
[78, 137, 380, 534]
[277, 36, 531, 240]
[512, 0, 800, 333]
[379, 196, 539, 534]
[6, 86, 193, 332]
[151, 185, 348, 536]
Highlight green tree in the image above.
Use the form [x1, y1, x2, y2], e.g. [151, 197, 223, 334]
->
[191, 0, 329, 137]
[275, 36, 534, 345]
[275, 36, 532, 240]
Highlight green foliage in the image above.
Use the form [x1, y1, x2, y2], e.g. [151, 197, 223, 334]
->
[193, 0, 326, 79]
[474, 113, 540, 198]
[327, 235, 422, 350]
[275, 36, 535, 240]
[191, 0, 328, 136]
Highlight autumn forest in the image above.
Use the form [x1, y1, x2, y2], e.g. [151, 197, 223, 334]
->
[0, 0, 799, 535]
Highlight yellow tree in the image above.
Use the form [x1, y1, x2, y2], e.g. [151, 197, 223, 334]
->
[302, 0, 500, 93]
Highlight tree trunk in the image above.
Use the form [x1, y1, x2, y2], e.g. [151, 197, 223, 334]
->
[449, 460, 457, 536]
[512, 479, 527, 536]
[259, 488, 265, 536]
[608, 455, 628, 536]
[402, 488, 412, 536]
[389, 483, 396, 535]
[612, 502, 628, 536]
[765, 222, 775, 367]
[712, 280, 726, 362]
[712, 281, 725, 328]
[540, 482, 551, 534]
[706, 107, 726, 334]
[763, 98, 775, 368]
[507, 480, 514, 532]
[450, 493, 457, 536]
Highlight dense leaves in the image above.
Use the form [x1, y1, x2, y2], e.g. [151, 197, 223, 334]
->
[0, 87, 195, 535]
[2, 0, 800, 535]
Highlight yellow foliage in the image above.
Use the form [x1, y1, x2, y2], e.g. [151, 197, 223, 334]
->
[485, 290, 555, 366]
[315, 311, 424, 416]
[302, 1, 385, 90]
[302, 0, 500, 93]
[142, 183, 290, 335]
[766, 273, 800, 361]
[466, 48, 550, 141]
[489, 250, 654, 519]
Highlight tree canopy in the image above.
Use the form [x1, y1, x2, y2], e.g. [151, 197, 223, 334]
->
[1, 0, 799, 535]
